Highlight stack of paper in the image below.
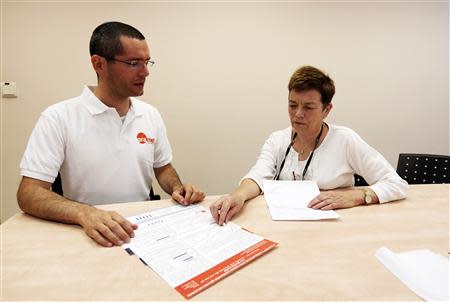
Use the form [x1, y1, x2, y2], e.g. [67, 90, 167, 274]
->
[262, 180, 340, 220]
[375, 247, 449, 301]
[123, 205, 277, 299]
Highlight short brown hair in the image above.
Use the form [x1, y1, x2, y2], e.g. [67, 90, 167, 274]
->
[288, 66, 335, 106]
[90, 21, 145, 60]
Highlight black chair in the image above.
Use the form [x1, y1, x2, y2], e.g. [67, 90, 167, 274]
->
[149, 187, 161, 200]
[354, 174, 369, 186]
[51, 173, 161, 200]
[51, 173, 64, 195]
[396, 153, 450, 184]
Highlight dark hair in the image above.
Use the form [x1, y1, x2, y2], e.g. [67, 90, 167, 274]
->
[89, 21, 145, 59]
[288, 66, 335, 106]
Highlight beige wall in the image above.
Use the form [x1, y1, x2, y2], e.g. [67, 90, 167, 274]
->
[1, 2, 449, 222]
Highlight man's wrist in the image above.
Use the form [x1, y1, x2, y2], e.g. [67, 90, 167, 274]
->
[75, 204, 94, 225]
[171, 183, 183, 195]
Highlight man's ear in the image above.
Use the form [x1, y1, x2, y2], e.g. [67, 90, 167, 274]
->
[91, 55, 106, 74]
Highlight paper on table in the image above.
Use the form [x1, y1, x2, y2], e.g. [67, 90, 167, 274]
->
[123, 205, 277, 299]
[267, 206, 340, 220]
[375, 246, 449, 302]
[262, 180, 339, 220]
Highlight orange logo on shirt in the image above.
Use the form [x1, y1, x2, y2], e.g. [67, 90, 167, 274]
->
[137, 132, 155, 144]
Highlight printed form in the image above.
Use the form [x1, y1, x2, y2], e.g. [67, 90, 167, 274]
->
[123, 205, 277, 299]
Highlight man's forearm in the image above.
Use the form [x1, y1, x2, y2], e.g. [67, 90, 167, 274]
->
[17, 177, 138, 247]
[17, 178, 93, 225]
[154, 164, 183, 195]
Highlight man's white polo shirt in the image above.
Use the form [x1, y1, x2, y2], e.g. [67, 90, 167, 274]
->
[20, 86, 173, 205]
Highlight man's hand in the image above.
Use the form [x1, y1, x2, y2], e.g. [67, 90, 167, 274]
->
[308, 189, 366, 210]
[17, 176, 138, 248]
[171, 183, 205, 206]
[78, 207, 138, 247]
[154, 164, 205, 206]
[210, 194, 245, 226]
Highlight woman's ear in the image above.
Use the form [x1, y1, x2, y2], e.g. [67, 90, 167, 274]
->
[323, 103, 333, 115]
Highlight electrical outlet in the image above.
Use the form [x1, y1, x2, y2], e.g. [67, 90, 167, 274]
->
[1, 82, 17, 98]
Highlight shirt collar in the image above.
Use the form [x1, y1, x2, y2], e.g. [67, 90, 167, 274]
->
[81, 85, 144, 117]
[81, 86, 109, 115]
[129, 98, 144, 117]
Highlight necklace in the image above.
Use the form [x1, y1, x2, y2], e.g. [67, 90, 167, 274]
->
[298, 143, 312, 156]
[274, 123, 325, 181]
[296, 124, 324, 156]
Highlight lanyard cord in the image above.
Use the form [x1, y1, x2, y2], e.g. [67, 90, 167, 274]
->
[274, 123, 324, 181]
[274, 132, 297, 180]
[301, 122, 324, 180]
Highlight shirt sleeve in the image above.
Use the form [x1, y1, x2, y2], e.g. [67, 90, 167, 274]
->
[345, 129, 408, 203]
[241, 132, 281, 192]
[152, 110, 173, 168]
[20, 111, 66, 183]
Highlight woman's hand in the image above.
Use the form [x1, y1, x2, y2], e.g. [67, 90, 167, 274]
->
[210, 194, 245, 226]
[308, 188, 372, 210]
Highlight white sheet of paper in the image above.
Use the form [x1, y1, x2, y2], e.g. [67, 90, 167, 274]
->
[262, 180, 339, 220]
[123, 205, 264, 287]
[375, 247, 449, 302]
[268, 206, 340, 220]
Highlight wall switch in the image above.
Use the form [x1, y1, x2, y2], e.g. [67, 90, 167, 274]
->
[1, 82, 17, 98]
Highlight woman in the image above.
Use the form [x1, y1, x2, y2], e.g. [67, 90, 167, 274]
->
[210, 66, 408, 225]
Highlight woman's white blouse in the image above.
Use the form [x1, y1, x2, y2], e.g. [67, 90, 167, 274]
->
[243, 124, 408, 203]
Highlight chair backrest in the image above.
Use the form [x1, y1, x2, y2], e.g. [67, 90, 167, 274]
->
[149, 187, 161, 200]
[51, 173, 64, 195]
[396, 153, 450, 184]
[354, 174, 369, 186]
[51, 173, 161, 200]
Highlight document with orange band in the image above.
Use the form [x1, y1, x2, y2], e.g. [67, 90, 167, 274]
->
[122, 205, 277, 299]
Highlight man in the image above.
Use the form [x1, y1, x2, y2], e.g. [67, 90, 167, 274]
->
[17, 21, 205, 247]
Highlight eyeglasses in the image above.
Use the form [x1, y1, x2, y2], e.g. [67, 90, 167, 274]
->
[108, 58, 155, 69]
